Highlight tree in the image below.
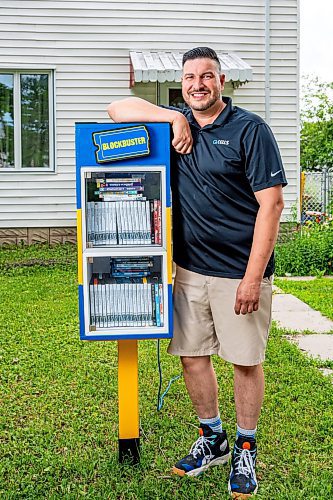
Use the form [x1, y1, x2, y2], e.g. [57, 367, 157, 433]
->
[300, 76, 333, 171]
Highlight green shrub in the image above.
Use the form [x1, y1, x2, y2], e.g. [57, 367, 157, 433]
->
[275, 219, 333, 276]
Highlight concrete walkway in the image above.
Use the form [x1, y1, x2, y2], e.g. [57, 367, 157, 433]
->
[272, 284, 333, 379]
[272, 289, 333, 333]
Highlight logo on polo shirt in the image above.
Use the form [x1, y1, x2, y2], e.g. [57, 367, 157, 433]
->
[213, 139, 230, 145]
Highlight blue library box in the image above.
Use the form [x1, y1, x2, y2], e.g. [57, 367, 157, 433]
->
[75, 122, 173, 341]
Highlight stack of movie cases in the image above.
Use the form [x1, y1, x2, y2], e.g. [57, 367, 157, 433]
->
[87, 173, 162, 246]
[89, 257, 164, 328]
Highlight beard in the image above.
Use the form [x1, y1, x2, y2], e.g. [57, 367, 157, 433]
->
[183, 88, 221, 111]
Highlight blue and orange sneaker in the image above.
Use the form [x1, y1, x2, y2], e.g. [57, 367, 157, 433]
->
[228, 436, 258, 498]
[172, 423, 230, 477]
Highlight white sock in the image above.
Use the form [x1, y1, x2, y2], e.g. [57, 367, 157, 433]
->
[199, 414, 223, 434]
[236, 424, 257, 439]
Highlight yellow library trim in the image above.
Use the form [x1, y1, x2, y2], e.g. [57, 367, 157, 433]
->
[118, 340, 140, 439]
[77, 209, 83, 285]
[166, 207, 172, 284]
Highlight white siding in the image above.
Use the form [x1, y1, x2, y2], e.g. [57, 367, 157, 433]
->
[0, 0, 298, 227]
[233, 0, 299, 221]
[270, 0, 299, 218]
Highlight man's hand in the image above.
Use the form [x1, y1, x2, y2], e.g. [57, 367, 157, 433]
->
[171, 114, 193, 154]
[107, 97, 193, 154]
[234, 277, 262, 315]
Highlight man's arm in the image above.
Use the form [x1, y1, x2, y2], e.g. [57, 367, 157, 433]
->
[234, 185, 284, 315]
[107, 97, 193, 154]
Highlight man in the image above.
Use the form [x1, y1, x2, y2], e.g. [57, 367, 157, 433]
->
[107, 47, 286, 498]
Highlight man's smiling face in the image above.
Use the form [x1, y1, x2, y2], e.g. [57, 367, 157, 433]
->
[182, 58, 225, 112]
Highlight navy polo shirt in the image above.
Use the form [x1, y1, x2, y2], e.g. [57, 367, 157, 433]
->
[166, 97, 287, 278]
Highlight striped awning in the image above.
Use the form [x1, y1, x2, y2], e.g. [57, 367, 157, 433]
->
[129, 51, 253, 85]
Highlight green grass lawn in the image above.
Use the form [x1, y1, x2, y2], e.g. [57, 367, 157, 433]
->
[274, 277, 333, 321]
[1, 245, 332, 499]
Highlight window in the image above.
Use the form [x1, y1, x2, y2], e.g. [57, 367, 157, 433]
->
[168, 88, 186, 109]
[0, 70, 54, 170]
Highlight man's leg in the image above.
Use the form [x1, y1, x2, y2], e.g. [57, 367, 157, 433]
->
[181, 355, 218, 419]
[169, 267, 230, 476]
[227, 364, 264, 498]
[233, 363, 264, 429]
[172, 355, 230, 476]
[206, 276, 272, 496]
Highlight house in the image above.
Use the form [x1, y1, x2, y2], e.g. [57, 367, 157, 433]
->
[0, 0, 299, 245]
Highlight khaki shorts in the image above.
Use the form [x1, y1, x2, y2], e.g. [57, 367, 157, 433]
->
[168, 266, 273, 366]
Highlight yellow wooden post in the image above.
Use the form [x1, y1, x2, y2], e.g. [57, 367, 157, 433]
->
[118, 340, 140, 463]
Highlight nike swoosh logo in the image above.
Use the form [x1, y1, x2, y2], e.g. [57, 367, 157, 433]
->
[271, 170, 282, 177]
